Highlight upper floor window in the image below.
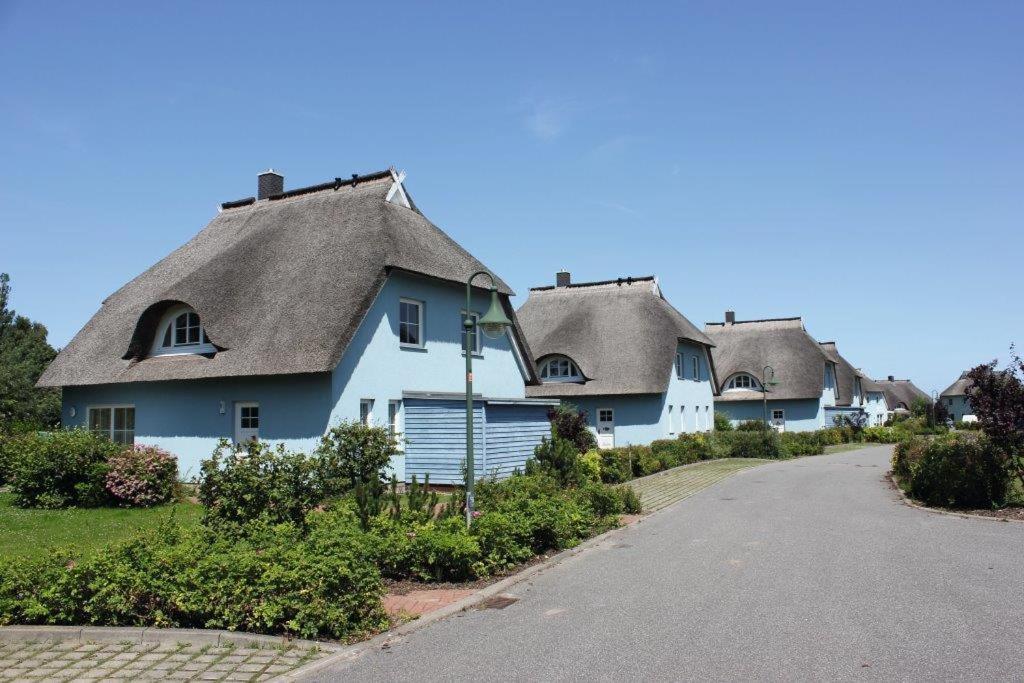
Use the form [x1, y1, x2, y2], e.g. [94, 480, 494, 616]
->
[675, 353, 684, 379]
[152, 305, 215, 356]
[399, 298, 423, 348]
[725, 373, 761, 391]
[691, 356, 699, 381]
[539, 356, 582, 383]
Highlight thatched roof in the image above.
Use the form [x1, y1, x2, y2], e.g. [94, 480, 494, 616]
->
[940, 372, 973, 398]
[704, 317, 832, 402]
[39, 169, 535, 387]
[517, 277, 715, 397]
[875, 378, 930, 410]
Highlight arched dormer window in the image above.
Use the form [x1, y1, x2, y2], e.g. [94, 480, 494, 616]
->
[724, 373, 761, 392]
[538, 356, 583, 383]
[150, 305, 216, 356]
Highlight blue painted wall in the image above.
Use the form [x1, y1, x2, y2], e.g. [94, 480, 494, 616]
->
[864, 391, 888, 426]
[62, 374, 331, 479]
[403, 399, 553, 484]
[62, 271, 536, 481]
[714, 398, 825, 432]
[944, 394, 973, 422]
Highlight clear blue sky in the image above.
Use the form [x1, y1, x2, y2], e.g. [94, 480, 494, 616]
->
[2, 1, 1021, 396]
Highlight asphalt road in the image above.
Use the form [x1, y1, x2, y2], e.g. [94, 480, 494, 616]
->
[311, 446, 1024, 681]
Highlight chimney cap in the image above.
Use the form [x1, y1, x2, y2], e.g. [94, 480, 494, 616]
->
[257, 169, 285, 200]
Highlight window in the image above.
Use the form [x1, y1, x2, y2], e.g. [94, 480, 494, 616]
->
[772, 409, 785, 420]
[88, 406, 135, 445]
[399, 299, 423, 347]
[725, 374, 760, 391]
[155, 306, 214, 355]
[539, 356, 582, 382]
[668, 405, 675, 434]
[675, 353, 684, 379]
[388, 400, 400, 438]
[239, 405, 259, 429]
[461, 311, 481, 355]
[598, 409, 614, 423]
[691, 356, 699, 381]
[360, 399, 374, 425]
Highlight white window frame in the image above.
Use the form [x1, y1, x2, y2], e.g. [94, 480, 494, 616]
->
[691, 356, 699, 381]
[772, 409, 785, 421]
[668, 404, 675, 434]
[681, 405, 687, 431]
[151, 305, 216, 357]
[388, 400, 401, 439]
[87, 404, 135, 445]
[675, 352, 684, 379]
[725, 373, 760, 391]
[539, 356, 583, 383]
[398, 298, 424, 349]
[461, 310, 482, 356]
[360, 399, 374, 426]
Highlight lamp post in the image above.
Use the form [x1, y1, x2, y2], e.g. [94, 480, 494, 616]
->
[463, 271, 513, 527]
[761, 365, 778, 429]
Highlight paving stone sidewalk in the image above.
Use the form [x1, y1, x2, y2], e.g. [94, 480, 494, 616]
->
[0, 638, 325, 682]
[625, 457, 768, 512]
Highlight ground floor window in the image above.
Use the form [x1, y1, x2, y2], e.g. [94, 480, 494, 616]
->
[88, 406, 135, 445]
[388, 400, 401, 438]
[772, 409, 784, 421]
[360, 399, 374, 425]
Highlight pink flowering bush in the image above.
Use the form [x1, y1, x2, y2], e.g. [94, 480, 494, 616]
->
[105, 445, 178, 507]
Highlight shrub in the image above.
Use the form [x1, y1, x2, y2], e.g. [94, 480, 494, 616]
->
[315, 420, 398, 491]
[198, 440, 324, 530]
[864, 426, 900, 443]
[471, 511, 534, 574]
[399, 517, 482, 582]
[104, 445, 178, 507]
[713, 411, 734, 431]
[779, 431, 825, 457]
[547, 404, 597, 453]
[715, 430, 782, 459]
[598, 448, 633, 484]
[620, 486, 642, 514]
[737, 420, 768, 432]
[527, 436, 584, 486]
[578, 450, 602, 482]
[7, 429, 124, 508]
[475, 474, 596, 553]
[908, 434, 1010, 508]
[891, 436, 928, 480]
[577, 481, 624, 518]
[0, 520, 388, 640]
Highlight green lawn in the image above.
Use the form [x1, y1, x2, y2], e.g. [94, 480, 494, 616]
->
[824, 442, 877, 454]
[0, 492, 203, 560]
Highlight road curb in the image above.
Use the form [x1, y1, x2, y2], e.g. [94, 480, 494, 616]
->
[0, 625, 343, 652]
[280, 459, 772, 681]
[888, 473, 1024, 524]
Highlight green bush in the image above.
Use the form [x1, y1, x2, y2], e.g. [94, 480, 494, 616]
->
[714, 430, 782, 459]
[737, 420, 769, 432]
[864, 426, 901, 443]
[779, 431, 825, 457]
[547, 404, 597, 453]
[577, 481, 624, 518]
[198, 439, 326, 530]
[397, 517, 482, 582]
[474, 474, 596, 553]
[527, 436, 585, 486]
[907, 435, 1010, 508]
[0, 520, 388, 640]
[578, 450, 602, 482]
[471, 511, 534, 574]
[620, 486, 642, 514]
[891, 436, 928, 480]
[315, 420, 398, 491]
[598, 448, 632, 484]
[6, 429, 124, 508]
[713, 411, 734, 431]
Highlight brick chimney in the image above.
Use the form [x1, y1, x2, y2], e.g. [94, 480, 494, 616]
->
[888, 375, 895, 382]
[257, 169, 284, 200]
[725, 310, 735, 324]
[556, 270, 571, 287]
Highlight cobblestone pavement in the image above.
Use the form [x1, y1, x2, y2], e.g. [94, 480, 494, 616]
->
[0, 638, 326, 682]
[625, 457, 768, 511]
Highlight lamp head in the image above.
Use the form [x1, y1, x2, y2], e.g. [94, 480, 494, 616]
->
[479, 287, 513, 339]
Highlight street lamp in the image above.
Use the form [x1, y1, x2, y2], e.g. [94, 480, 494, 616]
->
[463, 271, 513, 526]
[761, 365, 779, 429]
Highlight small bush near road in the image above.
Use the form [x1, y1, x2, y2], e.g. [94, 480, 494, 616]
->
[6, 430, 127, 508]
[104, 445, 178, 507]
[891, 436, 929, 480]
[903, 434, 1010, 509]
[0, 519, 388, 641]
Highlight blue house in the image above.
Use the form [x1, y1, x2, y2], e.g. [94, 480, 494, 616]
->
[940, 372, 975, 422]
[516, 273, 718, 447]
[38, 168, 554, 482]
[705, 312, 841, 432]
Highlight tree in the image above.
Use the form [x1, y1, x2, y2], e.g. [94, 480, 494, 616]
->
[965, 348, 1024, 489]
[0, 273, 60, 431]
[547, 403, 597, 453]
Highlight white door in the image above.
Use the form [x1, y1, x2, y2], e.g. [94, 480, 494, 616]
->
[235, 402, 260, 444]
[597, 408, 615, 448]
[771, 409, 785, 433]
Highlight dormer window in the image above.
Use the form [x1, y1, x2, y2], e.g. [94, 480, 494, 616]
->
[151, 305, 216, 356]
[725, 373, 761, 391]
[539, 356, 583, 383]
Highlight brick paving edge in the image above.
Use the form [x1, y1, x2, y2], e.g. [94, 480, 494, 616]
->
[0, 625, 343, 652]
